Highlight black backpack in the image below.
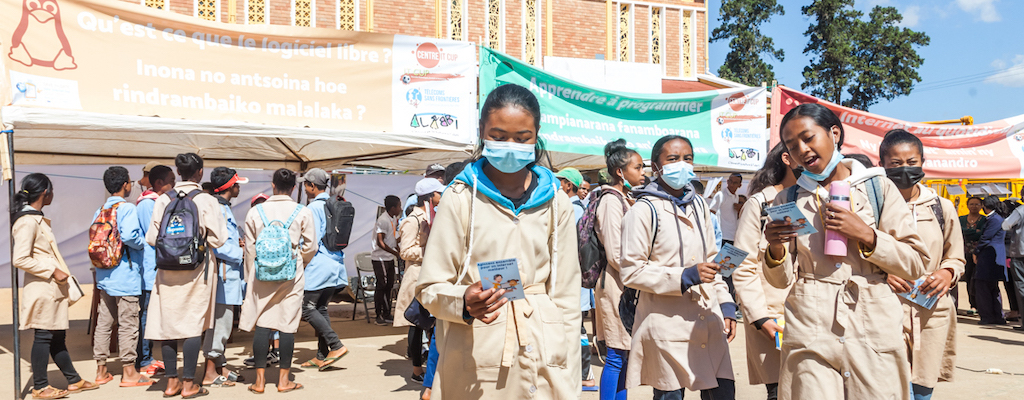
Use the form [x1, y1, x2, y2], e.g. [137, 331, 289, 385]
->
[155, 190, 207, 270]
[319, 196, 355, 251]
[577, 188, 628, 289]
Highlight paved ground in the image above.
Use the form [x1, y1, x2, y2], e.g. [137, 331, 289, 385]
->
[1, 283, 1023, 399]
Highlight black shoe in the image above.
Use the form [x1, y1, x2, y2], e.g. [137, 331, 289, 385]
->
[411, 374, 424, 383]
[375, 317, 389, 326]
[1013, 326, 1024, 331]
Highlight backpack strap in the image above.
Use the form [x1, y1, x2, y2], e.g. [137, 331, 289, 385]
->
[256, 204, 270, 226]
[865, 176, 884, 226]
[930, 201, 945, 231]
[786, 184, 799, 204]
[639, 197, 659, 253]
[283, 204, 304, 229]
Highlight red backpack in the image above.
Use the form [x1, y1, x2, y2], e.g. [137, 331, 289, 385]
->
[88, 202, 126, 269]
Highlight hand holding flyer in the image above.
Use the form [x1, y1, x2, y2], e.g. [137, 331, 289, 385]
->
[897, 278, 941, 310]
[765, 202, 818, 236]
[478, 258, 525, 302]
[713, 243, 749, 278]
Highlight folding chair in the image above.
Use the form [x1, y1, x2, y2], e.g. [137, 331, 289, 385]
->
[351, 252, 376, 323]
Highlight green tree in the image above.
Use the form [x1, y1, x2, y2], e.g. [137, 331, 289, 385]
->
[710, 0, 785, 86]
[802, 0, 930, 110]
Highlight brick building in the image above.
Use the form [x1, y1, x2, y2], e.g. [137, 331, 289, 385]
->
[133, 0, 729, 91]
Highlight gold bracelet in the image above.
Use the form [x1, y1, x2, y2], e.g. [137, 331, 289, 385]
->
[858, 241, 875, 258]
[765, 246, 787, 267]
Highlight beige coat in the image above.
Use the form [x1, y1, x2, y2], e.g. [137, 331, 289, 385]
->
[394, 206, 428, 328]
[732, 186, 791, 385]
[763, 160, 930, 400]
[145, 182, 229, 341]
[593, 185, 633, 351]
[416, 176, 582, 400]
[619, 194, 734, 392]
[902, 185, 964, 387]
[13, 212, 72, 331]
[239, 195, 317, 334]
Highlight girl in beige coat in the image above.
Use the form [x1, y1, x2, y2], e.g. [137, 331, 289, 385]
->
[394, 178, 443, 382]
[732, 143, 798, 399]
[593, 139, 644, 400]
[145, 154, 229, 398]
[240, 169, 317, 393]
[13, 173, 97, 399]
[417, 84, 581, 399]
[620, 136, 737, 399]
[878, 130, 964, 399]
[764, 104, 929, 400]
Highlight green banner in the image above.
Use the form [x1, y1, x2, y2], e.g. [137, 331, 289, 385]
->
[479, 47, 768, 170]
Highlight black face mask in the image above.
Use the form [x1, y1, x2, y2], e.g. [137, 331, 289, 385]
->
[792, 166, 804, 180]
[885, 166, 925, 189]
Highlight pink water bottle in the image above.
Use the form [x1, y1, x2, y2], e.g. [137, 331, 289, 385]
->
[824, 181, 850, 257]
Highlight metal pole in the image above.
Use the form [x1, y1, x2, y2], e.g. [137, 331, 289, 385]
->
[3, 128, 20, 400]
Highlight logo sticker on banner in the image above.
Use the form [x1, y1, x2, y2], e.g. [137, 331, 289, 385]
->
[478, 47, 767, 170]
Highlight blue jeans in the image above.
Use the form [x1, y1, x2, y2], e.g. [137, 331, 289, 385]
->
[423, 330, 439, 388]
[135, 290, 153, 368]
[911, 383, 933, 400]
[600, 347, 628, 400]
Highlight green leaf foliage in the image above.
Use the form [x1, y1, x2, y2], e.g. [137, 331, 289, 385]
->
[801, 0, 930, 110]
[711, 0, 786, 87]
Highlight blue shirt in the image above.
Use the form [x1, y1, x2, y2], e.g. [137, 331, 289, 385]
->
[571, 198, 593, 311]
[710, 212, 723, 251]
[213, 203, 246, 305]
[94, 197, 146, 297]
[136, 197, 157, 291]
[305, 193, 347, 291]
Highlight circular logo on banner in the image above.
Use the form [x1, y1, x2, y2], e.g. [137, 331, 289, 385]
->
[727, 92, 758, 112]
[406, 89, 422, 107]
[415, 43, 441, 68]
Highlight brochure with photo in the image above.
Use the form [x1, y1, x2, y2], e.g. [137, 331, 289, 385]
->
[897, 278, 940, 310]
[713, 243, 749, 278]
[774, 317, 785, 350]
[765, 202, 818, 236]
[478, 258, 526, 301]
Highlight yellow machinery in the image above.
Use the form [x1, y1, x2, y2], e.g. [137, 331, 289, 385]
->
[925, 178, 1024, 215]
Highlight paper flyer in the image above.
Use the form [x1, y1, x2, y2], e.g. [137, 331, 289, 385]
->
[765, 202, 818, 235]
[713, 243, 748, 278]
[897, 278, 940, 310]
[478, 258, 525, 301]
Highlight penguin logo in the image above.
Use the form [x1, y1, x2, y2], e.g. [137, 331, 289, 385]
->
[8, 0, 77, 70]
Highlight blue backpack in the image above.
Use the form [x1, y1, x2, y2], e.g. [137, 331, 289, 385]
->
[255, 204, 303, 282]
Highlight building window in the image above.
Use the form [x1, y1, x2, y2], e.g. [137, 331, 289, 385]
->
[449, 0, 466, 41]
[293, 0, 314, 27]
[618, 4, 631, 62]
[486, 0, 503, 51]
[338, 0, 358, 30]
[650, 7, 662, 65]
[246, 0, 266, 24]
[523, 0, 538, 65]
[681, 10, 692, 77]
[144, 0, 165, 10]
[195, 0, 218, 21]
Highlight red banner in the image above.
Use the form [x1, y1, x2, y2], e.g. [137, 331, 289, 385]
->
[770, 86, 1024, 178]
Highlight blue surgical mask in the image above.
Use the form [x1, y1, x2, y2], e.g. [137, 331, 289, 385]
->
[482, 140, 535, 174]
[657, 161, 696, 190]
[802, 149, 845, 182]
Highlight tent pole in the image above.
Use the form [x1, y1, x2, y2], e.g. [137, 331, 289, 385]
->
[3, 129, 20, 400]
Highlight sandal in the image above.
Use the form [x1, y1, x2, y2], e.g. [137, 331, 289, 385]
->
[318, 347, 350, 371]
[67, 380, 100, 392]
[182, 388, 209, 399]
[119, 376, 154, 387]
[299, 359, 321, 369]
[247, 385, 265, 395]
[207, 375, 235, 388]
[163, 388, 182, 398]
[277, 383, 303, 393]
[95, 373, 114, 385]
[31, 386, 68, 399]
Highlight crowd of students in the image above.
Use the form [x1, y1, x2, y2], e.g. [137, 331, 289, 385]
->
[13, 82, 1005, 400]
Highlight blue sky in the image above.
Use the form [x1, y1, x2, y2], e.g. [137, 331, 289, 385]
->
[706, 0, 1024, 123]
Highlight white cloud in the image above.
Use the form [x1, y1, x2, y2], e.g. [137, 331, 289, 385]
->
[955, 0, 1001, 22]
[900, 5, 922, 27]
[986, 55, 1024, 87]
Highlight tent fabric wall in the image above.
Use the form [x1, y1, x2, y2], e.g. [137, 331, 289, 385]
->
[0, 164, 423, 288]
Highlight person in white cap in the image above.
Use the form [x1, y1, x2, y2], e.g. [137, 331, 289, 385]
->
[425, 164, 445, 182]
[395, 178, 445, 383]
[297, 168, 350, 371]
